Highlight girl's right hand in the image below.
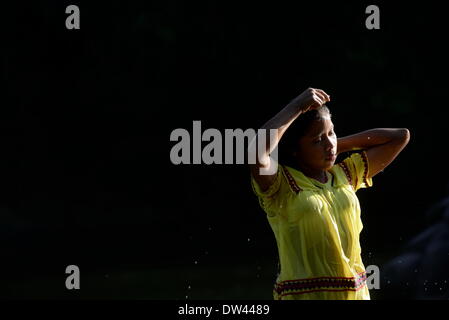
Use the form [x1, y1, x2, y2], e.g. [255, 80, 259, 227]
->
[288, 88, 331, 113]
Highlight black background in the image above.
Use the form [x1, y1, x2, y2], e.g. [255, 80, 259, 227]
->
[2, 1, 449, 299]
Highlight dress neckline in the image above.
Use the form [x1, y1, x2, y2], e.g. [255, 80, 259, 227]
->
[282, 165, 337, 192]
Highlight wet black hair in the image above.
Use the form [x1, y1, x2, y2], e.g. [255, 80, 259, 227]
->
[278, 105, 332, 168]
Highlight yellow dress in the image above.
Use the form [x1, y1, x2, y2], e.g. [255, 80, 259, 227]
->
[251, 151, 373, 300]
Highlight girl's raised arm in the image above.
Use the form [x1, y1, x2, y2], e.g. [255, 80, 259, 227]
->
[248, 88, 330, 191]
[337, 128, 410, 179]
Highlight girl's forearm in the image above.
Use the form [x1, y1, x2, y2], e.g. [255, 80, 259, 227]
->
[248, 103, 303, 165]
[337, 128, 409, 154]
[260, 103, 303, 143]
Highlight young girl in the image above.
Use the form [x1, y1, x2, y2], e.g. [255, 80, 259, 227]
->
[249, 88, 410, 300]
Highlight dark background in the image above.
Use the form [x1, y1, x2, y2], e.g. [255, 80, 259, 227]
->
[2, 1, 449, 299]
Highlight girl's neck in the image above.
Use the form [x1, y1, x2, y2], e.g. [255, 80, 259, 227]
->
[297, 164, 328, 183]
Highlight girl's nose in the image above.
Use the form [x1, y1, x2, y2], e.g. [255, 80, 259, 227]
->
[324, 137, 334, 151]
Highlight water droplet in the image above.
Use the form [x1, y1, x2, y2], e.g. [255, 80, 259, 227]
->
[194, 260, 198, 265]
[387, 280, 391, 284]
[188, 285, 191, 290]
[186, 295, 189, 299]
[248, 238, 251, 242]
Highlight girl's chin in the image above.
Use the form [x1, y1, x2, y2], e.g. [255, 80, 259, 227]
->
[323, 160, 335, 169]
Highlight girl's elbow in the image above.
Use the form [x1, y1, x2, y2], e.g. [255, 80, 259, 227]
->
[398, 128, 411, 144]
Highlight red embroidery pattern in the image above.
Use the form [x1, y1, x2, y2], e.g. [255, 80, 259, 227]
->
[361, 150, 370, 186]
[274, 272, 367, 298]
[338, 161, 352, 188]
[281, 166, 301, 194]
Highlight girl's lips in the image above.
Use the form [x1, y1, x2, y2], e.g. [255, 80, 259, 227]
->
[325, 154, 336, 161]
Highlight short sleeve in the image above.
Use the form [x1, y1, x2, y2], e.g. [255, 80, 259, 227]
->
[339, 150, 373, 191]
[250, 165, 284, 217]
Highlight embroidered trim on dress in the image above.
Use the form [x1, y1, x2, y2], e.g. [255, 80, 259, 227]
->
[273, 272, 367, 298]
[338, 161, 352, 188]
[360, 150, 370, 186]
[281, 166, 301, 194]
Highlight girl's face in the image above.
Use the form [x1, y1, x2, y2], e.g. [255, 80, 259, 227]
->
[296, 118, 337, 171]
